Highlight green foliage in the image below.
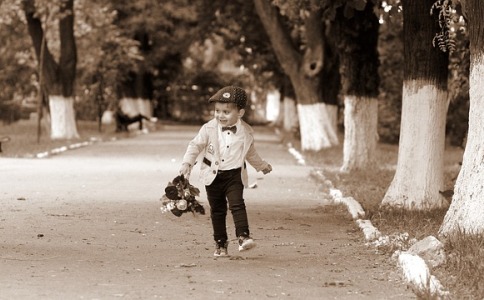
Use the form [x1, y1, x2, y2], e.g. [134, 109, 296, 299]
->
[431, 0, 457, 53]
[377, 1, 403, 143]
[0, 0, 38, 115]
[196, 0, 284, 92]
[74, 0, 143, 119]
[446, 11, 469, 147]
[319, 0, 378, 20]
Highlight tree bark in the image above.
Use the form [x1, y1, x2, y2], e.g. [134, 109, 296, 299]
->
[382, 0, 449, 209]
[341, 96, 378, 172]
[439, 0, 484, 235]
[253, 0, 339, 150]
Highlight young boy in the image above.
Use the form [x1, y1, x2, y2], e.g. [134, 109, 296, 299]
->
[179, 86, 272, 257]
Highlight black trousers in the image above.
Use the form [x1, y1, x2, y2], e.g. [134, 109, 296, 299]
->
[205, 168, 249, 242]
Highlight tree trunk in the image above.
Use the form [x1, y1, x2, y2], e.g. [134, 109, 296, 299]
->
[439, 0, 484, 235]
[49, 95, 79, 139]
[23, 0, 79, 140]
[341, 96, 378, 172]
[382, 0, 449, 210]
[282, 97, 298, 132]
[382, 84, 449, 209]
[297, 103, 338, 151]
[333, 2, 380, 172]
[253, 0, 339, 151]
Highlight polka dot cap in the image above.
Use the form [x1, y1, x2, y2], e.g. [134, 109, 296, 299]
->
[208, 86, 247, 108]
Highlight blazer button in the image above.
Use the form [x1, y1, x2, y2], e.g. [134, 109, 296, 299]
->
[213, 170, 216, 174]
[215, 161, 219, 165]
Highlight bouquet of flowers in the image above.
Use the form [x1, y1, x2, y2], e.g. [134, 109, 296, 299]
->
[160, 175, 205, 217]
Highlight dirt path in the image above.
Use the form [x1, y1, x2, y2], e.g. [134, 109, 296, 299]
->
[0, 125, 415, 299]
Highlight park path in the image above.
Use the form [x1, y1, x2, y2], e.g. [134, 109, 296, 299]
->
[0, 125, 415, 299]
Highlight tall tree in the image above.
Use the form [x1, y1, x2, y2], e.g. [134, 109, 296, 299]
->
[22, 0, 79, 139]
[440, 0, 484, 235]
[381, 0, 450, 209]
[254, 0, 339, 151]
[330, 0, 380, 172]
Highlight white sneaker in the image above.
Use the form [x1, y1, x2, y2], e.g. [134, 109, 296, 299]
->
[238, 235, 256, 251]
[150, 117, 158, 123]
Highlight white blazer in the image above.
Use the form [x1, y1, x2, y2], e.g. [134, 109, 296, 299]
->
[182, 118, 269, 187]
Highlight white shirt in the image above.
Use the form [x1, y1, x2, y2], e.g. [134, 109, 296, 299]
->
[218, 119, 245, 170]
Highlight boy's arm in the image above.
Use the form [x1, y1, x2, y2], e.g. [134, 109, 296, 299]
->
[181, 125, 208, 169]
[245, 142, 271, 173]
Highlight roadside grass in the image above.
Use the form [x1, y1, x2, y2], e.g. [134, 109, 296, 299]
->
[0, 119, 122, 158]
[281, 131, 483, 299]
[435, 231, 484, 298]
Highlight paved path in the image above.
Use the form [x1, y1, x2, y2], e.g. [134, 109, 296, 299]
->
[0, 125, 414, 299]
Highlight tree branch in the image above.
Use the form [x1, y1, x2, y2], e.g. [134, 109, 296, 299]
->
[253, 0, 301, 78]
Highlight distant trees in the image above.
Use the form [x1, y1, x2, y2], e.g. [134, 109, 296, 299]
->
[0, 2, 35, 123]
[107, 1, 198, 119]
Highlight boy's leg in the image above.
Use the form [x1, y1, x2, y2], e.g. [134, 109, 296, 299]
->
[225, 169, 256, 251]
[205, 178, 228, 243]
[225, 170, 249, 237]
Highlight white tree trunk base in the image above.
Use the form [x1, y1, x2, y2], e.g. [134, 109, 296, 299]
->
[440, 55, 484, 235]
[382, 83, 449, 210]
[283, 97, 298, 132]
[120, 98, 153, 131]
[119, 98, 152, 117]
[297, 103, 339, 151]
[49, 96, 79, 140]
[340, 96, 378, 172]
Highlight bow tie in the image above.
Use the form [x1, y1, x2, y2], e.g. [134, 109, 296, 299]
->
[221, 126, 237, 134]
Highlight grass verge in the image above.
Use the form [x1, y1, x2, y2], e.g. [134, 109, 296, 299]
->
[0, 119, 149, 158]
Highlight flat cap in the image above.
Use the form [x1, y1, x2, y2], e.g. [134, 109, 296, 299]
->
[208, 86, 247, 108]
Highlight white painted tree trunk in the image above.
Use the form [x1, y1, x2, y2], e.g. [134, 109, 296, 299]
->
[382, 82, 449, 209]
[283, 97, 298, 132]
[297, 103, 339, 151]
[120, 97, 152, 117]
[440, 55, 484, 235]
[49, 95, 79, 140]
[341, 96, 379, 172]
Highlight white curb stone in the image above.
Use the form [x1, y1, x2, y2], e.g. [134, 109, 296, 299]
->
[398, 252, 431, 289]
[338, 196, 365, 219]
[356, 219, 381, 241]
[407, 236, 446, 268]
[398, 252, 449, 298]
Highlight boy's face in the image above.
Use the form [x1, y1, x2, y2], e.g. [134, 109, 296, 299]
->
[213, 102, 245, 127]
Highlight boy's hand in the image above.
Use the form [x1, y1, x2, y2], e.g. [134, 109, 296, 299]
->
[262, 164, 272, 174]
[179, 163, 192, 178]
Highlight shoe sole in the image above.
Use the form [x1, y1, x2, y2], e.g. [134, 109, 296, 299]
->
[238, 240, 256, 251]
[214, 253, 230, 257]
